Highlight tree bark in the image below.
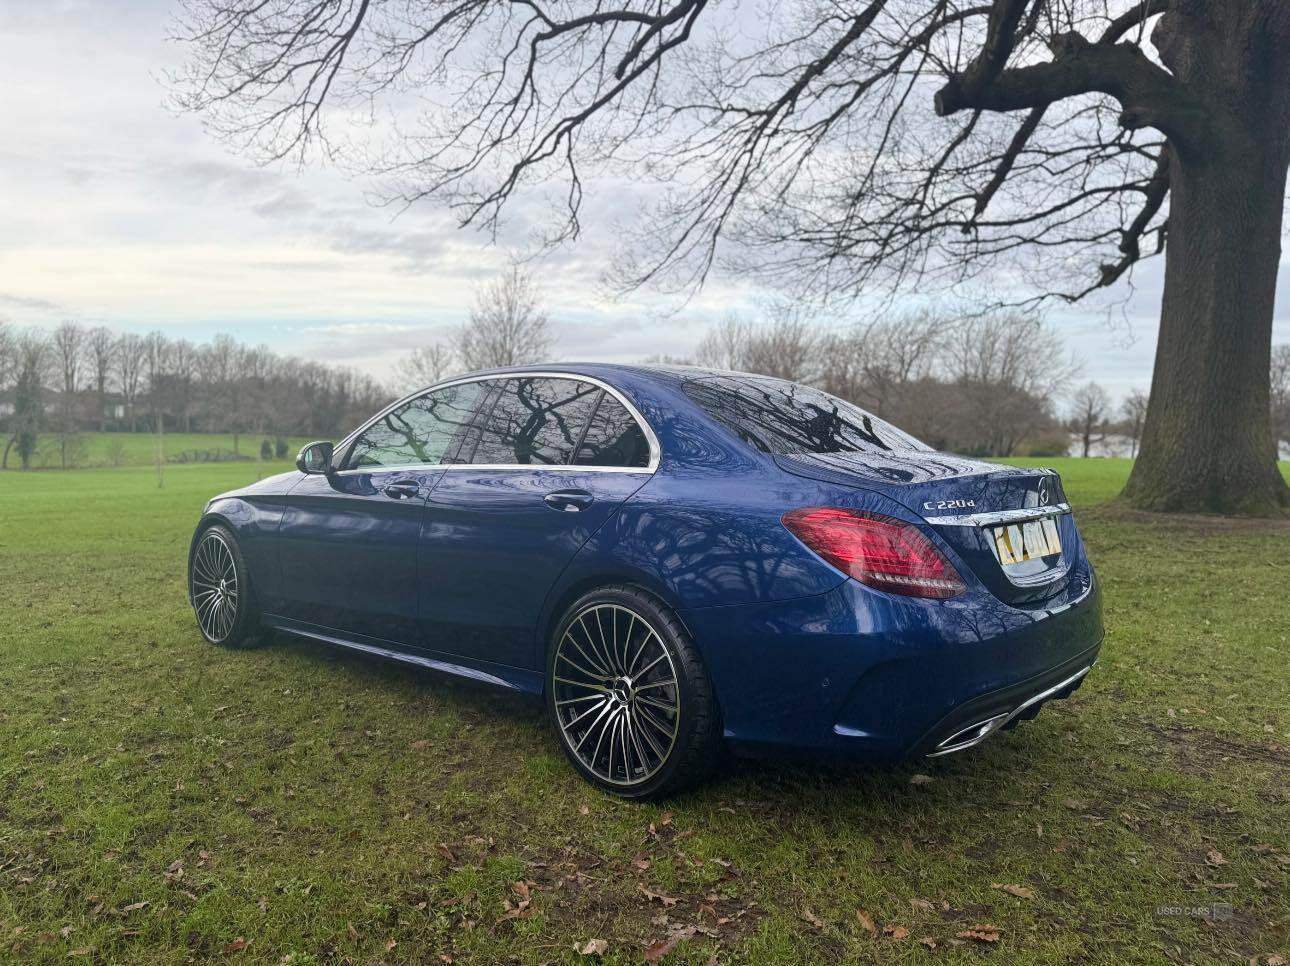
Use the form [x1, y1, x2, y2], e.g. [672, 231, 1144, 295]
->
[1124, 141, 1289, 514]
[1123, 2, 1290, 515]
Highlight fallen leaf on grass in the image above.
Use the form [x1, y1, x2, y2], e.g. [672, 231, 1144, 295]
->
[909, 897, 937, 913]
[385, 938, 397, 951]
[496, 899, 532, 923]
[802, 909, 825, 929]
[909, 774, 934, 785]
[644, 937, 680, 963]
[855, 909, 876, 935]
[991, 883, 1036, 899]
[346, 922, 358, 941]
[638, 884, 679, 907]
[576, 938, 608, 957]
[68, 949, 91, 958]
[578, 805, 590, 816]
[1205, 849, 1229, 866]
[884, 925, 909, 940]
[223, 937, 248, 953]
[919, 937, 937, 950]
[957, 924, 1001, 943]
[644, 925, 698, 963]
[410, 739, 431, 750]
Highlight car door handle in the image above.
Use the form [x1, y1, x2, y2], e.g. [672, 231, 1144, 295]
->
[383, 479, 422, 500]
[544, 489, 594, 512]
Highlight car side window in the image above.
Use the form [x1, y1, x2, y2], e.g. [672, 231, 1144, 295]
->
[346, 381, 489, 469]
[467, 378, 602, 465]
[574, 393, 651, 468]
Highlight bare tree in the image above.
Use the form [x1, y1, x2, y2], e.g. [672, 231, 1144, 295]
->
[116, 333, 146, 433]
[849, 313, 945, 419]
[694, 316, 748, 372]
[0, 322, 15, 459]
[142, 332, 173, 432]
[0, 321, 14, 395]
[741, 314, 818, 383]
[175, 0, 1290, 514]
[393, 342, 454, 392]
[85, 326, 116, 432]
[4, 330, 51, 470]
[51, 322, 86, 469]
[1122, 388, 1149, 458]
[453, 267, 553, 371]
[168, 340, 200, 432]
[144, 332, 172, 486]
[942, 313, 1078, 457]
[694, 310, 817, 381]
[1069, 382, 1111, 458]
[202, 334, 239, 449]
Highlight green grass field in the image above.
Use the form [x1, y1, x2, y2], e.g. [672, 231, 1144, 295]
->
[4, 432, 310, 470]
[0, 459, 1286, 964]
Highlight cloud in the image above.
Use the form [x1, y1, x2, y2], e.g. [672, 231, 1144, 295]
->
[0, 292, 63, 313]
[6, 0, 1277, 402]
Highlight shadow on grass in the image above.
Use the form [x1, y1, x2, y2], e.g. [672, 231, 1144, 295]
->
[260, 623, 1087, 821]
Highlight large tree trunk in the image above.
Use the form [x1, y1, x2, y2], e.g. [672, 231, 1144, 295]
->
[1124, 7, 1290, 515]
[1124, 141, 1288, 514]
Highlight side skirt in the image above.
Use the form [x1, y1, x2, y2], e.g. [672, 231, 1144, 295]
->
[262, 615, 545, 696]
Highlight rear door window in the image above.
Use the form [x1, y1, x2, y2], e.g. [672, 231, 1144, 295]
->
[467, 377, 602, 465]
[683, 375, 929, 455]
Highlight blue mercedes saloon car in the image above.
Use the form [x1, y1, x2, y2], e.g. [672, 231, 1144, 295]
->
[189, 364, 1102, 798]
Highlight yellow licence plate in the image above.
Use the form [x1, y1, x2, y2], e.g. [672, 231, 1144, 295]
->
[990, 518, 1062, 566]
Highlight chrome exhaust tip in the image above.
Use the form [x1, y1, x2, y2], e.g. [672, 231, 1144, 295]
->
[927, 712, 1011, 757]
[925, 664, 1094, 758]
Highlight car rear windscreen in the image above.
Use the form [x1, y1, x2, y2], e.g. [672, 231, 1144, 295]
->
[683, 375, 930, 455]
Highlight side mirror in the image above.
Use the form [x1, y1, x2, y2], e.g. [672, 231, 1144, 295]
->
[296, 440, 335, 475]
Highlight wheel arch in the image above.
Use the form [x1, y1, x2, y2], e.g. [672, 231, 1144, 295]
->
[189, 507, 237, 560]
[188, 499, 278, 607]
[536, 569, 698, 688]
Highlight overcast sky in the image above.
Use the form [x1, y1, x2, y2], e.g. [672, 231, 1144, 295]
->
[1, 0, 1286, 406]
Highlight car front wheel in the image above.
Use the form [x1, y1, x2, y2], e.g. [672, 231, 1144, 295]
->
[547, 586, 722, 799]
[189, 524, 261, 648]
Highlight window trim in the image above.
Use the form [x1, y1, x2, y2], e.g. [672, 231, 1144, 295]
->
[332, 371, 661, 476]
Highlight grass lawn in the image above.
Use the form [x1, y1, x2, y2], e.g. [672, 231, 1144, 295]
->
[0, 459, 1286, 964]
[5, 432, 310, 471]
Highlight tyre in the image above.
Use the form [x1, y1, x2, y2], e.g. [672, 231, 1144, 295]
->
[546, 585, 722, 799]
[188, 524, 262, 649]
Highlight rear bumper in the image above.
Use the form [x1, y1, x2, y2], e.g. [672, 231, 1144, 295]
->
[914, 650, 1096, 758]
[678, 560, 1103, 761]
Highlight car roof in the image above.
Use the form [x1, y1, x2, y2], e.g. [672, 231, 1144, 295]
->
[438, 361, 771, 388]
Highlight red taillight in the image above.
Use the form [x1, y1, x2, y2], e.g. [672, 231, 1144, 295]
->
[782, 507, 965, 599]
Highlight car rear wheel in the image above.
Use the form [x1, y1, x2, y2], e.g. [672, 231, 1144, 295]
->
[189, 524, 261, 648]
[547, 586, 722, 799]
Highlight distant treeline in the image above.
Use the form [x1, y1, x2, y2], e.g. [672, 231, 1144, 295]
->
[0, 322, 388, 469]
[5, 306, 1285, 471]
